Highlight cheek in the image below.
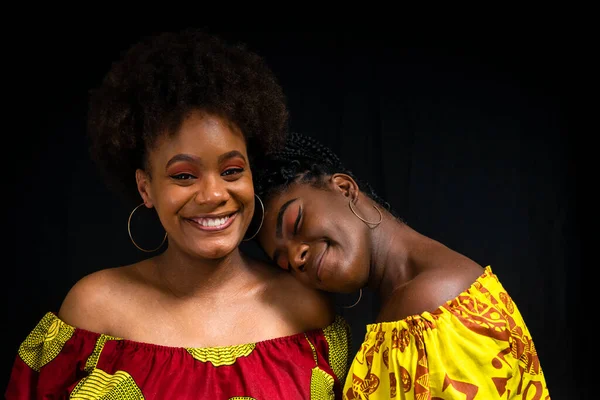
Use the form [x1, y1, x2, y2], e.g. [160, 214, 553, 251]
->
[151, 185, 189, 213]
[163, 192, 186, 209]
[336, 218, 366, 248]
[336, 223, 371, 277]
[344, 234, 369, 268]
[232, 178, 257, 227]
[232, 177, 255, 204]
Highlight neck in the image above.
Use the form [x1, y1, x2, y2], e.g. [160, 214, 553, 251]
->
[366, 213, 409, 302]
[366, 207, 443, 305]
[367, 214, 482, 307]
[151, 245, 253, 299]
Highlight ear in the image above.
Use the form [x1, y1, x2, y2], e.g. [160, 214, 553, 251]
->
[331, 173, 360, 202]
[135, 169, 154, 208]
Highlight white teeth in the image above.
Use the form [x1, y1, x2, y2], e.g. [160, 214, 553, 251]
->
[196, 216, 229, 227]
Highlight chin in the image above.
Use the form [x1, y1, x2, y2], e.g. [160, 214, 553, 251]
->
[322, 268, 365, 294]
[324, 283, 357, 295]
[313, 276, 349, 294]
[193, 239, 241, 260]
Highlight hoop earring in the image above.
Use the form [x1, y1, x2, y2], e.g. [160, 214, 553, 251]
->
[243, 194, 265, 241]
[127, 203, 167, 252]
[349, 200, 383, 228]
[343, 288, 363, 309]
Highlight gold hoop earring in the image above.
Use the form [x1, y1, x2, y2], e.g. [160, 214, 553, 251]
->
[127, 203, 167, 252]
[243, 194, 265, 242]
[349, 200, 383, 228]
[343, 288, 363, 309]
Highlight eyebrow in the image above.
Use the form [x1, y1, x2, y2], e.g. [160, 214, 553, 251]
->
[276, 198, 298, 239]
[218, 150, 247, 164]
[165, 151, 247, 170]
[165, 154, 201, 170]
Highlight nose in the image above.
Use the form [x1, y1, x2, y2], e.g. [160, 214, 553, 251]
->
[194, 174, 230, 206]
[288, 241, 310, 273]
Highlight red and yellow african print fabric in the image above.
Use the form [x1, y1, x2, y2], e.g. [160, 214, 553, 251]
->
[6, 313, 351, 399]
[343, 266, 550, 399]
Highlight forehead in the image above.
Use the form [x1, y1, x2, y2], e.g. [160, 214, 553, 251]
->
[259, 183, 326, 240]
[151, 111, 247, 159]
[264, 184, 313, 217]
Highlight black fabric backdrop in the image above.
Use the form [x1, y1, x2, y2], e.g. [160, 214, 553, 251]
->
[4, 26, 584, 398]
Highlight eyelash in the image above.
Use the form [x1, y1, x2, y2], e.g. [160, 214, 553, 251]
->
[293, 206, 303, 235]
[221, 168, 244, 177]
[170, 168, 244, 181]
[171, 173, 196, 180]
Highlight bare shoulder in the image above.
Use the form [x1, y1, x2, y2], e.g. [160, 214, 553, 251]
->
[378, 262, 485, 322]
[58, 264, 141, 334]
[267, 268, 335, 331]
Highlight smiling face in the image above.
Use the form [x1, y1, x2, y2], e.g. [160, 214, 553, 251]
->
[136, 111, 255, 260]
[257, 175, 372, 293]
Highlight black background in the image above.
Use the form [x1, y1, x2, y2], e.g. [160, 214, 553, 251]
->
[4, 22, 587, 398]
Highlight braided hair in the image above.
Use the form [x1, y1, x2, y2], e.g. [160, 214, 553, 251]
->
[253, 132, 400, 219]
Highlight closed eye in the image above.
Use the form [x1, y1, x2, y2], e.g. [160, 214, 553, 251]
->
[293, 206, 302, 235]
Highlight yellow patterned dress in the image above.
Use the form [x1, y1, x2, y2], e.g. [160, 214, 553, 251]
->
[343, 266, 550, 399]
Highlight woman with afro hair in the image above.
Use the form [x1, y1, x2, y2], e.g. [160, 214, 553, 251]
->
[6, 30, 351, 399]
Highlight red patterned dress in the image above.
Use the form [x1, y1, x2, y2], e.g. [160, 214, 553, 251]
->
[6, 313, 351, 399]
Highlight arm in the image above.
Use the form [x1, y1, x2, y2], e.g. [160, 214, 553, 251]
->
[5, 311, 100, 399]
[58, 269, 115, 333]
[6, 271, 115, 399]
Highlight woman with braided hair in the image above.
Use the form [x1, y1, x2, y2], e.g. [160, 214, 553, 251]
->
[253, 132, 551, 399]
